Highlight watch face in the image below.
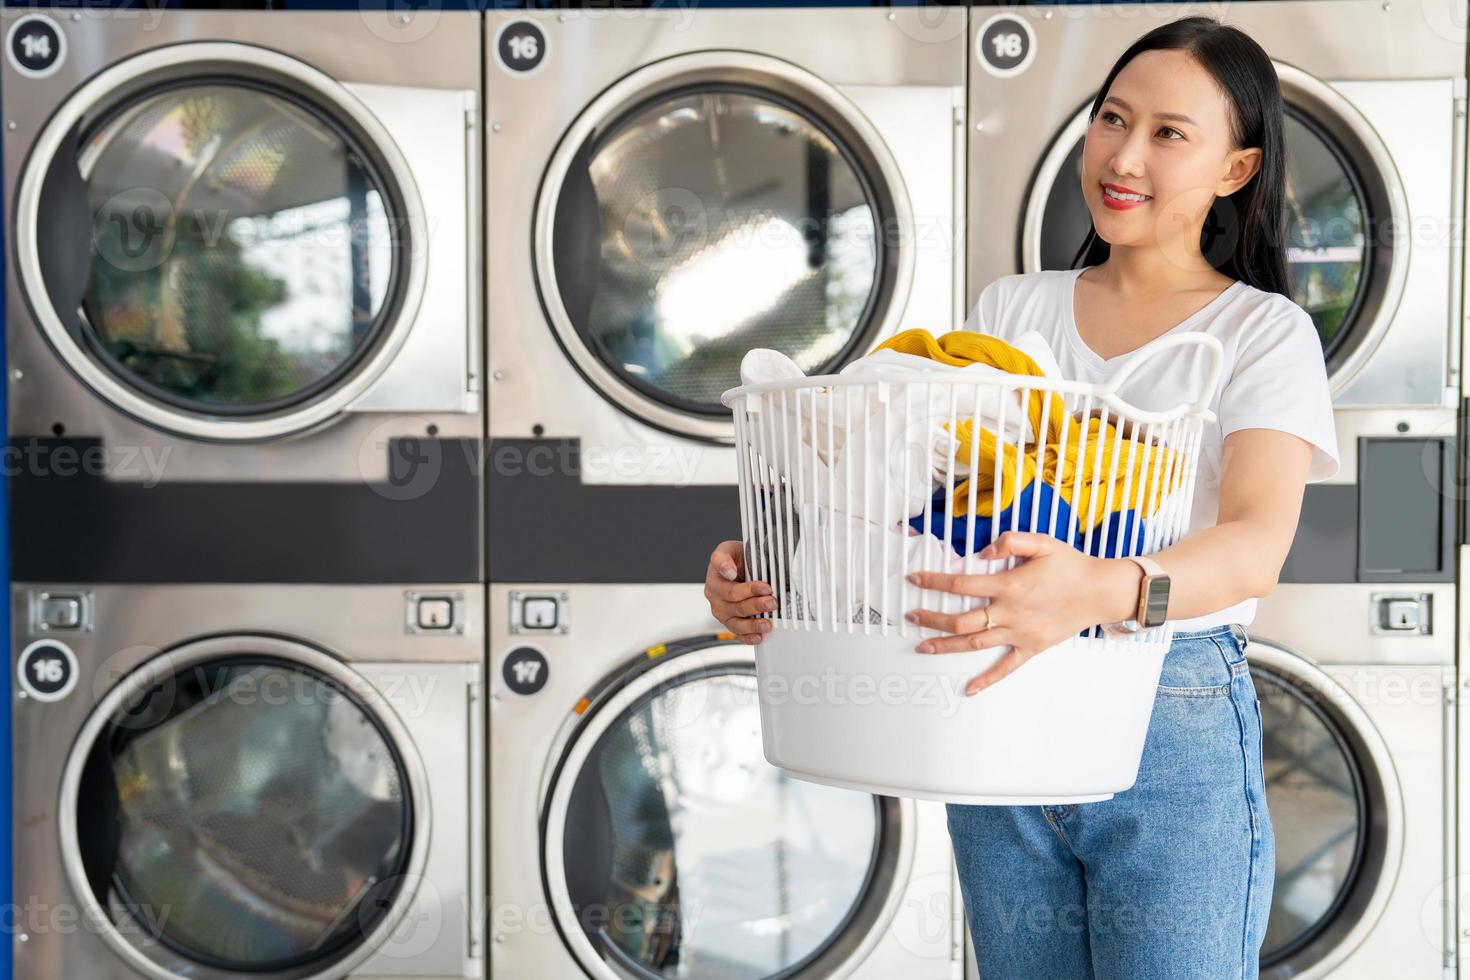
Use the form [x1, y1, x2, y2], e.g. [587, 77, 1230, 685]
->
[1143, 576, 1170, 628]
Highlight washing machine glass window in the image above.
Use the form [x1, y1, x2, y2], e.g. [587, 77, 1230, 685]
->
[72, 653, 414, 974]
[550, 84, 887, 419]
[1253, 665, 1371, 973]
[1033, 85, 1395, 384]
[554, 664, 883, 978]
[1279, 108, 1369, 362]
[53, 77, 407, 418]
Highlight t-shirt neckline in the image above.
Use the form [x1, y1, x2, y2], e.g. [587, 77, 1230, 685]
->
[1065, 266, 1243, 371]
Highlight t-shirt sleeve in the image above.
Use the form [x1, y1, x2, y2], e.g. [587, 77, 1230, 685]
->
[960, 277, 1006, 335]
[1217, 302, 1340, 483]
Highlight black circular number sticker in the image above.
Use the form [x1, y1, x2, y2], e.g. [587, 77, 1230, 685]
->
[496, 20, 547, 76]
[502, 646, 549, 696]
[18, 640, 78, 702]
[7, 15, 65, 79]
[976, 14, 1035, 79]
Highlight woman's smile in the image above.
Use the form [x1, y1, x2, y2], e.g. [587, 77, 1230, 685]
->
[1101, 181, 1153, 210]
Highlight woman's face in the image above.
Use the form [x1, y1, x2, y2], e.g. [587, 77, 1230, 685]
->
[1080, 48, 1262, 262]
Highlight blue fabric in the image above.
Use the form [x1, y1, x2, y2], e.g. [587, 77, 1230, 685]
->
[946, 624, 1272, 978]
[907, 482, 1146, 559]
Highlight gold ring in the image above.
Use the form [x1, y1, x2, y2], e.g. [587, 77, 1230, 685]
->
[984, 608, 997, 631]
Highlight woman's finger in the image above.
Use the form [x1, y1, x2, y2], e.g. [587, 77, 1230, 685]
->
[710, 540, 747, 582]
[913, 627, 1017, 655]
[734, 631, 766, 646]
[709, 578, 773, 603]
[724, 615, 774, 636]
[963, 647, 1034, 695]
[731, 594, 778, 618]
[904, 603, 996, 635]
[726, 578, 776, 602]
[907, 569, 1009, 598]
[709, 592, 773, 629]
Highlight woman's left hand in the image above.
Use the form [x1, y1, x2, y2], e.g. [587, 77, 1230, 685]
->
[905, 530, 1122, 696]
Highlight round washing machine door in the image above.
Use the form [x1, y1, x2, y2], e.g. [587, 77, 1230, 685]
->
[1246, 641, 1402, 979]
[541, 636, 917, 979]
[1023, 63, 1405, 397]
[57, 636, 430, 980]
[15, 42, 426, 441]
[536, 52, 913, 442]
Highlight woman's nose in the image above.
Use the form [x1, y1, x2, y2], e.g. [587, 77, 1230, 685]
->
[1108, 153, 1146, 180]
[1108, 131, 1150, 179]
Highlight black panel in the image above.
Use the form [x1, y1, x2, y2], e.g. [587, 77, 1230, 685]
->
[487, 438, 739, 584]
[1279, 483, 1357, 584]
[8, 437, 480, 583]
[1279, 438, 1456, 584]
[1356, 436, 1455, 581]
[485, 437, 1458, 586]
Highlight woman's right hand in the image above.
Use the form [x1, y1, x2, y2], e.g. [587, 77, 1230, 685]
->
[705, 540, 776, 645]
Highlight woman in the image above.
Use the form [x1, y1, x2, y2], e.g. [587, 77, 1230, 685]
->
[704, 16, 1339, 980]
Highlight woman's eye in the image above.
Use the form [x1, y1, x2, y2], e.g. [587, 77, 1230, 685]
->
[1099, 111, 1183, 140]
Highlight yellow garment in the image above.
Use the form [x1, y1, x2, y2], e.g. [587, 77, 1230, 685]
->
[876, 328, 1046, 375]
[872, 328, 1184, 531]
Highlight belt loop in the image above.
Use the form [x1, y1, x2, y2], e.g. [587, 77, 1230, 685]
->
[1230, 623, 1248, 651]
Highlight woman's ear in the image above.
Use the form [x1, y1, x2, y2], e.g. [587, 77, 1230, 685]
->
[1216, 147, 1263, 197]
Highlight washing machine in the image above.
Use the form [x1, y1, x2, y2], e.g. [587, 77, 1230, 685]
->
[967, 1, 1464, 410]
[950, 581, 1455, 980]
[489, 583, 961, 979]
[484, 7, 967, 583]
[2, 9, 482, 583]
[1243, 585, 1455, 979]
[11, 582, 484, 979]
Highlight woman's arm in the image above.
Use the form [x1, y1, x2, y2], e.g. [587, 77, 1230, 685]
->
[1092, 426, 1314, 622]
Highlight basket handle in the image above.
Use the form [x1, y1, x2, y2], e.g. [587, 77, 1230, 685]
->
[1100, 331, 1224, 414]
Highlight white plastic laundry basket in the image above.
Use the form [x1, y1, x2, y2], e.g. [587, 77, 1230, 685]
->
[720, 331, 1224, 804]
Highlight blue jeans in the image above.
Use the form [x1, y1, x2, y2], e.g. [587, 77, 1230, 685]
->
[946, 623, 1273, 979]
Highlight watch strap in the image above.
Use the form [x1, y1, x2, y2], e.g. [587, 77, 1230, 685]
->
[1127, 555, 1165, 579]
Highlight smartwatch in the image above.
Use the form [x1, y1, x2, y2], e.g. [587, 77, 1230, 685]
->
[1101, 555, 1171, 635]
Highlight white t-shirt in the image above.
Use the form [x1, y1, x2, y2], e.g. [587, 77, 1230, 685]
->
[962, 266, 1340, 631]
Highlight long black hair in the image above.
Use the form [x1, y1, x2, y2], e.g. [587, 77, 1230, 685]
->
[1071, 16, 1289, 297]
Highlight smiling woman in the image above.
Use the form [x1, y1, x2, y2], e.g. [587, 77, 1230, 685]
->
[706, 14, 1340, 980]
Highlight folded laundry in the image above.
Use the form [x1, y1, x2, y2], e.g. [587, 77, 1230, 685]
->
[737, 328, 1181, 610]
[873, 327, 1059, 376]
[939, 412, 1178, 537]
[908, 482, 1146, 559]
[869, 329, 1184, 540]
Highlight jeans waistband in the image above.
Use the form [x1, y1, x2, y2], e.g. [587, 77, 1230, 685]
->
[1169, 623, 1238, 639]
